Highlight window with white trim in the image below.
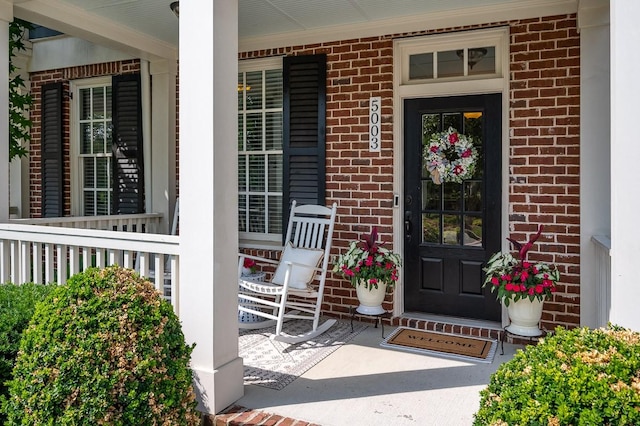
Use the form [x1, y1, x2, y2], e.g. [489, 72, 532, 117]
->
[74, 78, 114, 215]
[238, 58, 283, 241]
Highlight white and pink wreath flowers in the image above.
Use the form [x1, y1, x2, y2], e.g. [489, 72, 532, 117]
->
[423, 127, 478, 184]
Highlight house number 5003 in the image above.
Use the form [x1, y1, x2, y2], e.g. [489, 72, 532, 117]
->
[369, 96, 381, 152]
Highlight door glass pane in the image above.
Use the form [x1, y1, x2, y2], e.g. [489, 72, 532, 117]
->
[464, 181, 482, 212]
[443, 113, 462, 131]
[422, 180, 440, 210]
[468, 46, 495, 76]
[443, 214, 460, 245]
[245, 71, 263, 110]
[464, 215, 482, 246]
[409, 53, 433, 80]
[443, 183, 462, 211]
[464, 112, 484, 179]
[437, 50, 463, 78]
[422, 213, 440, 244]
[421, 114, 440, 146]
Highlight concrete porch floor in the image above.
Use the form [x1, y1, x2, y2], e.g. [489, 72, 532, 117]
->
[213, 320, 519, 426]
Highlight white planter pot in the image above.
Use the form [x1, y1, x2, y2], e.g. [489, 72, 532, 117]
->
[356, 281, 387, 315]
[506, 297, 544, 337]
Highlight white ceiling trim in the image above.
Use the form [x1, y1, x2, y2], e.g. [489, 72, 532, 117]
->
[13, 0, 177, 60]
[239, 0, 578, 52]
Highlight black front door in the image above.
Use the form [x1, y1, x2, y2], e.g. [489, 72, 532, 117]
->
[404, 94, 502, 321]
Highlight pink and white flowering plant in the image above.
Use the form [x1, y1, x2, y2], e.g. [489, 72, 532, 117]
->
[332, 227, 402, 291]
[483, 225, 560, 306]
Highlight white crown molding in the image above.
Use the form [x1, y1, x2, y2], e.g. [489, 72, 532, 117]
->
[13, 0, 177, 60]
[577, 0, 609, 29]
[0, 0, 12, 22]
[239, 0, 578, 52]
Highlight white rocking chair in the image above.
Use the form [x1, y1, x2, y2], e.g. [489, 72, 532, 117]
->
[238, 200, 338, 343]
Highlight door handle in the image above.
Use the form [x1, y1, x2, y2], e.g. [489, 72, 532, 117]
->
[404, 211, 412, 242]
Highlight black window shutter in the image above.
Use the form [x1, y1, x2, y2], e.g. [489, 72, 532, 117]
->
[112, 74, 144, 214]
[41, 82, 64, 218]
[282, 54, 326, 224]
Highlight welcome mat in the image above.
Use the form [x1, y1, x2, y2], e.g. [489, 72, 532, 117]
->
[381, 327, 497, 363]
[240, 319, 367, 390]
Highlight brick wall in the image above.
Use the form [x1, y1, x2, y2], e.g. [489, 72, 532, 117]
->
[241, 14, 580, 329]
[29, 60, 140, 217]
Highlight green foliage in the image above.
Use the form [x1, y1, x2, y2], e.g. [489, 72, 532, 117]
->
[9, 19, 34, 161]
[0, 282, 55, 423]
[3, 266, 200, 425]
[474, 326, 640, 426]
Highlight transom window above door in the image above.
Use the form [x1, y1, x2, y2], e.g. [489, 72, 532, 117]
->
[397, 28, 507, 85]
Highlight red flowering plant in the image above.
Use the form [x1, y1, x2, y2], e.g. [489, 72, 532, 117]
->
[332, 227, 402, 291]
[242, 258, 257, 274]
[482, 225, 560, 307]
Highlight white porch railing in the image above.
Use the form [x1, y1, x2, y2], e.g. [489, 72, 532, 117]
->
[10, 213, 164, 233]
[0, 223, 179, 312]
[592, 235, 611, 328]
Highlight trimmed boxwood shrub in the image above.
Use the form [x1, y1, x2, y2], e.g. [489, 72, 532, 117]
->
[0, 282, 55, 422]
[3, 266, 200, 425]
[474, 325, 640, 425]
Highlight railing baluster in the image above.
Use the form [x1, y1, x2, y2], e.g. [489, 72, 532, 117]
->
[33, 243, 43, 284]
[0, 240, 9, 283]
[69, 246, 80, 276]
[44, 243, 54, 283]
[57, 244, 68, 284]
[19, 241, 31, 284]
[9, 240, 19, 284]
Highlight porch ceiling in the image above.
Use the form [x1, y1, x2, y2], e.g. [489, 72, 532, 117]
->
[33, 0, 562, 54]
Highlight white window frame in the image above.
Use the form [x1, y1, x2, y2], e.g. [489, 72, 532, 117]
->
[70, 77, 113, 216]
[238, 57, 284, 245]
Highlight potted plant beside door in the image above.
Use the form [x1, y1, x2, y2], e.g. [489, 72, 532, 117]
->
[333, 227, 402, 315]
[483, 225, 560, 336]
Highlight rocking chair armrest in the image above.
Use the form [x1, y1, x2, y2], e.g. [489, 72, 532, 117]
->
[238, 253, 280, 266]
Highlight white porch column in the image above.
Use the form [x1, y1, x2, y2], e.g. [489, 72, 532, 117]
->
[179, 0, 242, 415]
[148, 59, 178, 232]
[578, 0, 610, 328]
[610, 1, 640, 331]
[0, 2, 12, 222]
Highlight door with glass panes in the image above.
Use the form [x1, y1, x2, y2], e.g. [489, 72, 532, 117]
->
[403, 94, 501, 321]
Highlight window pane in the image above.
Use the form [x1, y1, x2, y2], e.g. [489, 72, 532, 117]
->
[92, 87, 104, 119]
[409, 53, 433, 80]
[93, 124, 105, 154]
[248, 196, 265, 233]
[437, 50, 464, 78]
[238, 156, 246, 191]
[238, 196, 247, 232]
[265, 112, 282, 151]
[422, 213, 440, 244]
[80, 89, 91, 120]
[248, 155, 265, 191]
[96, 191, 110, 215]
[84, 191, 95, 215]
[105, 87, 112, 119]
[245, 71, 263, 110]
[265, 69, 282, 109]
[421, 114, 440, 145]
[443, 214, 460, 245]
[84, 158, 95, 187]
[81, 123, 92, 154]
[268, 155, 282, 192]
[237, 73, 244, 110]
[246, 113, 263, 151]
[464, 215, 482, 247]
[237, 115, 244, 150]
[268, 196, 282, 234]
[96, 158, 109, 189]
[468, 46, 495, 76]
